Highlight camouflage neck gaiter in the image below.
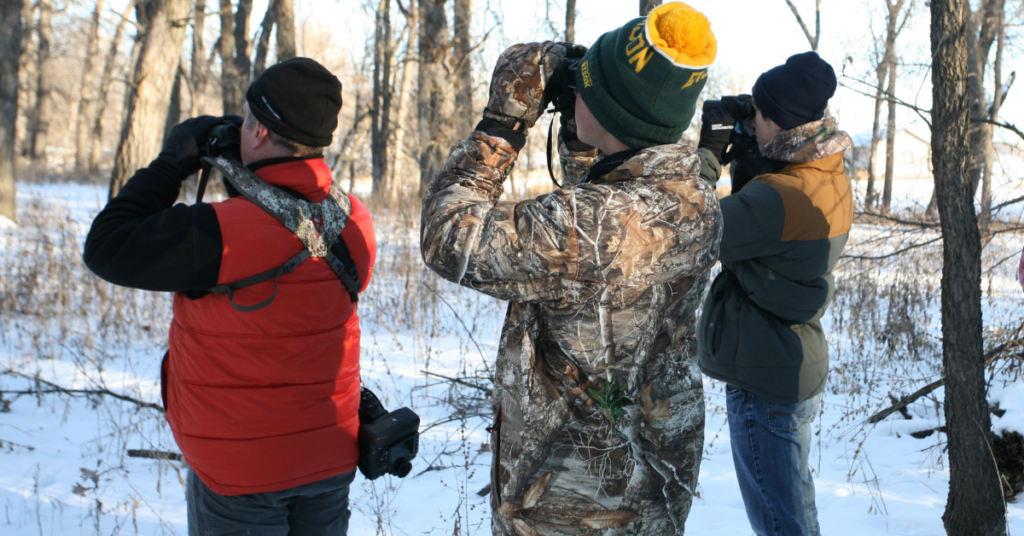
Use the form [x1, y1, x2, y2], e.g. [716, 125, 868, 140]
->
[760, 117, 853, 165]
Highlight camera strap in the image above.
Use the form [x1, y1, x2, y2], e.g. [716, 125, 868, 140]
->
[546, 114, 562, 189]
[198, 156, 361, 311]
[195, 165, 213, 203]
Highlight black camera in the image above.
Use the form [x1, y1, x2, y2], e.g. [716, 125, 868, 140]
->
[703, 95, 758, 165]
[358, 388, 420, 480]
[547, 55, 581, 121]
[201, 119, 242, 159]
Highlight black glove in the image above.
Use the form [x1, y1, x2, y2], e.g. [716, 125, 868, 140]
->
[158, 115, 240, 177]
[698, 100, 736, 164]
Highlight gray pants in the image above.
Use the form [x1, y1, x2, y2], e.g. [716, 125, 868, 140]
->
[186, 470, 356, 536]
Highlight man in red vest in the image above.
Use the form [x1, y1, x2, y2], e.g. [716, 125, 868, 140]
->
[84, 58, 375, 536]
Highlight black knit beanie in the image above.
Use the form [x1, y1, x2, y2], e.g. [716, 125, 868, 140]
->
[752, 51, 836, 130]
[246, 57, 342, 147]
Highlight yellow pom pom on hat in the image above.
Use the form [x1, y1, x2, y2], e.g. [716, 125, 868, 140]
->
[646, 2, 717, 68]
[575, 1, 717, 148]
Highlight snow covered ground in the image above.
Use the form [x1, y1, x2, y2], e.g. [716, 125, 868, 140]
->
[2, 179, 1024, 535]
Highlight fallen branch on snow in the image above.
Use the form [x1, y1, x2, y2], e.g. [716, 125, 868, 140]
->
[0, 369, 164, 413]
[867, 338, 1024, 424]
[127, 449, 183, 462]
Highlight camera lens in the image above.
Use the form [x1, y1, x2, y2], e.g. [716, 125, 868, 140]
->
[394, 460, 412, 478]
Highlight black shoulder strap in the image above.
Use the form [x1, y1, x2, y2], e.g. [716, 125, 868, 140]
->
[210, 251, 310, 312]
[326, 238, 361, 304]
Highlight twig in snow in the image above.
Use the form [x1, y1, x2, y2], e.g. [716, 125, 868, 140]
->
[127, 449, 183, 462]
[0, 369, 164, 413]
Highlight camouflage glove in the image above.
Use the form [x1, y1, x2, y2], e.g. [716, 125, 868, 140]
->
[483, 41, 572, 132]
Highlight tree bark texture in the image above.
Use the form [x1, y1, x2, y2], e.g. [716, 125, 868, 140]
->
[253, 0, 278, 79]
[16, 0, 35, 159]
[453, 0, 473, 136]
[371, 0, 394, 198]
[930, 0, 1006, 534]
[218, 0, 238, 114]
[417, 0, 452, 195]
[91, 0, 137, 173]
[0, 0, 22, 222]
[230, 0, 253, 114]
[30, 0, 54, 164]
[109, 0, 192, 199]
[880, 0, 907, 213]
[565, 0, 576, 42]
[966, 0, 1004, 217]
[164, 64, 184, 139]
[74, 0, 106, 174]
[981, 3, 1006, 220]
[191, 0, 209, 115]
[866, 60, 886, 209]
[275, 0, 296, 62]
[883, 59, 897, 212]
[639, 0, 660, 16]
[389, 6, 416, 199]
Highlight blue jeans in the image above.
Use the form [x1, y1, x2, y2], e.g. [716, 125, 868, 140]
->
[727, 386, 821, 536]
[186, 470, 355, 536]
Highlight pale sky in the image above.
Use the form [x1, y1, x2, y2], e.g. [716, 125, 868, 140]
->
[96, 0, 1021, 145]
[292, 0, 1021, 143]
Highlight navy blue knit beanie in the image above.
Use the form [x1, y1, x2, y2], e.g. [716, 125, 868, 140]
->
[752, 51, 836, 130]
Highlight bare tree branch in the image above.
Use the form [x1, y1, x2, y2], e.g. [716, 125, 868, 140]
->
[784, 0, 819, 50]
[972, 117, 1024, 142]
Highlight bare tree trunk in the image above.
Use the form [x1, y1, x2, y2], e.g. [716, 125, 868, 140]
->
[0, 0, 22, 222]
[15, 0, 34, 160]
[30, 0, 54, 165]
[164, 64, 184, 138]
[371, 0, 393, 198]
[880, 0, 910, 213]
[866, 63, 886, 210]
[565, 0, 576, 42]
[417, 0, 452, 195]
[91, 0, 138, 173]
[191, 0, 209, 116]
[253, 0, 277, 79]
[109, 0, 192, 199]
[218, 0, 239, 114]
[981, 3, 1006, 220]
[234, 0, 253, 96]
[275, 0, 295, 61]
[389, 21, 414, 200]
[639, 0, 660, 16]
[882, 59, 897, 212]
[931, 0, 1006, 534]
[453, 0, 473, 136]
[74, 0, 105, 174]
[966, 0, 1003, 210]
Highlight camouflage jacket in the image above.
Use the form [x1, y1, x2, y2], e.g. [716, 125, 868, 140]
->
[421, 133, 722, 535]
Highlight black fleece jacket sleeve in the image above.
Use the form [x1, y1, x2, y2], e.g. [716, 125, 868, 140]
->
[83, 158, 222, 292]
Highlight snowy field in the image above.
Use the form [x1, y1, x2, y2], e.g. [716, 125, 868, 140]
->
[2, 177, 1024, 536]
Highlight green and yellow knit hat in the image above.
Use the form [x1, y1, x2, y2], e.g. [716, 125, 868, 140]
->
[576, 2, 717, 149]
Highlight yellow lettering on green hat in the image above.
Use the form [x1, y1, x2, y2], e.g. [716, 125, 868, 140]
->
[682, 70, 708, 89]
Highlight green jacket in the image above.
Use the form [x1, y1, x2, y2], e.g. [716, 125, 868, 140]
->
[697, 118, 853, 404]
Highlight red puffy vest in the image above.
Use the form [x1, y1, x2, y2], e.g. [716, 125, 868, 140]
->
[166, 158, 375, 496]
